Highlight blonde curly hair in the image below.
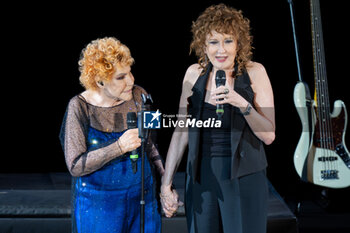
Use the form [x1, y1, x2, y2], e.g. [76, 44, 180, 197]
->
[78, 37, 134, 90]
[190, 4, 253, 75]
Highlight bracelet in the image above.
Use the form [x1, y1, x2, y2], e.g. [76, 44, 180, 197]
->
[160, 192, 173, 199]
[116, 140, 124, 154]
[241, 103, 252, 116]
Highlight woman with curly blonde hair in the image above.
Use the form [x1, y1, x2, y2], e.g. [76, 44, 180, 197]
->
[160, 4, 275, 233]
[60, 37, 163, 233]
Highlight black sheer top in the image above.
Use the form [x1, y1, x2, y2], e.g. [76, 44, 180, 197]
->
[59, 85, 163, 177]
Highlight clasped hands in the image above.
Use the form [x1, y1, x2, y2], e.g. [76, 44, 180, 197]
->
[211, 86, 247, 110]
[160, 185, 184, 218]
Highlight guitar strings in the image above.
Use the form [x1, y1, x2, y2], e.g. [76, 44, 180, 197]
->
[317, 0, 337, 174]
[315, 0, 330, 174]
[311, 0, 325, 173]
[312, 0, 338, 178]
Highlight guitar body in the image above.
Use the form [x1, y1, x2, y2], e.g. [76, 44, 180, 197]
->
[307, 100, 350, 188]
[293, 81, 314, 181]
[294, 89, 350, 188]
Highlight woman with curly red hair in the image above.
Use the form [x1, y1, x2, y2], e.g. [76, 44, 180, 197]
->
[60, 37, 163, 233]
[160, 4, 275, 233]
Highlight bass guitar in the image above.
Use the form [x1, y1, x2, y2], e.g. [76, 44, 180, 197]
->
[293, 0, 350, 188]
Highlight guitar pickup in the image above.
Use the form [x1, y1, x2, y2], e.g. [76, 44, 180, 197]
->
[318, 156, 338, 162]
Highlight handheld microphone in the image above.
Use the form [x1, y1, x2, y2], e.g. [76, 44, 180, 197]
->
[127, 112, 139, 174]
[215, 70, 226, 119]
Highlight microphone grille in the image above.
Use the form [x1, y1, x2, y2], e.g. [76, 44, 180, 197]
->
[215, 70, 226, 87]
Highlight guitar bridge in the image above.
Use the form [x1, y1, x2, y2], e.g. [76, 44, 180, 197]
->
[321, 170, 339, 180]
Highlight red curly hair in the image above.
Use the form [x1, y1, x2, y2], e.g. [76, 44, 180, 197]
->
[190, 4, 253, 75]
[78, 37, 134, 90]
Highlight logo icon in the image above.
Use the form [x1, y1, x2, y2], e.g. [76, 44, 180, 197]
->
[143, 110, 161, 129]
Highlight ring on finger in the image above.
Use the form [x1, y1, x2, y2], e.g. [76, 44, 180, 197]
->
[223, 88, 229, 94]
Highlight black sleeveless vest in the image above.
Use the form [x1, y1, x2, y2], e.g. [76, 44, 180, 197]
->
[186, 63, 268, 182]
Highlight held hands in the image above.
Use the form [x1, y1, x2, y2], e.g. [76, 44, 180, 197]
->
[160, 185, 184, 218]
[117, 128, 141, 154]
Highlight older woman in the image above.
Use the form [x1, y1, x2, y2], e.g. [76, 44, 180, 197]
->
[60, 37, 162, 233]
[160, 4, 275, 233]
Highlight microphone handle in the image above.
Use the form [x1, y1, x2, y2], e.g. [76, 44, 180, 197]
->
[130, 149, 138, 174]
[216, 93, 224, 117]
[216, 104, 224, 114]
[127, 112, 139, 174]
[130, 150, 139, 161]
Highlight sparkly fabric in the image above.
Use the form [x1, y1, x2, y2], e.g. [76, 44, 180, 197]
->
[59, 85, 162, 233]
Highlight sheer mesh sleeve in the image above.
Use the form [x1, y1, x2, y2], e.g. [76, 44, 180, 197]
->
[60, 85, 164, 177]
[145, 136, 164, 176]
[59, 96, 124, 177]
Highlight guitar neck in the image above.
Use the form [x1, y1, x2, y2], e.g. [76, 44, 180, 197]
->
[310, 0, 330, 114]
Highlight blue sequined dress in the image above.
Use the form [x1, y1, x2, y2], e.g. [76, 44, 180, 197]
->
[60, 86, 161, 233]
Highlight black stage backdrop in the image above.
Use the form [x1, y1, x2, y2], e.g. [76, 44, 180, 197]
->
[4, 0, 350, 206]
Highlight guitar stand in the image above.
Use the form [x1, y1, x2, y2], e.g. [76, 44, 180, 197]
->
[294, 179, 305, 216]
[317, 188, 330, 209]
[294, 180, 331, 217]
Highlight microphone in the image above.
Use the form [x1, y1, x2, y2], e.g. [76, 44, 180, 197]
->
[127, 112, 139, 174]
[215, 70, 226, 119]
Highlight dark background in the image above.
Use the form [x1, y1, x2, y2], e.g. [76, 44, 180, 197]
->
[4, 0, 350, 213]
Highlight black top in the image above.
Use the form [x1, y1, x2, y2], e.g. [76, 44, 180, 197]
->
[201, 102, 231, 157]
[186, 62, 267, 181]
